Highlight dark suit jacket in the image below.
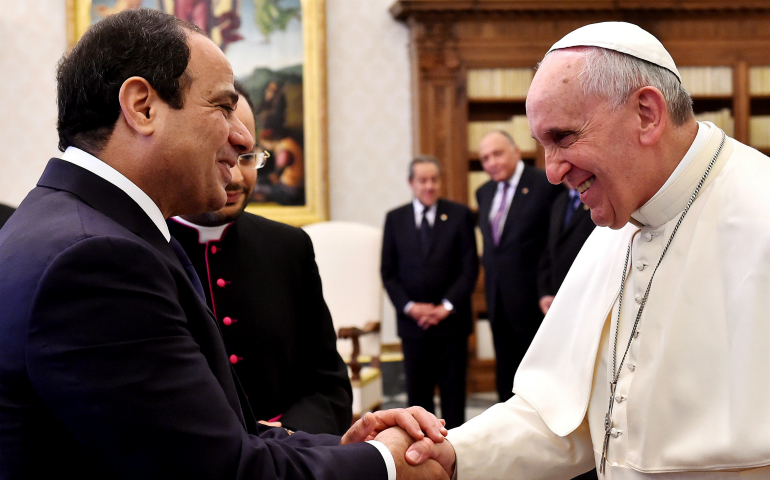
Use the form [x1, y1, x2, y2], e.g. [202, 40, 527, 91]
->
[168, 214, 353, 435]
[0, 159, 384, 480]
[0, 203, 14, 228]
[381, 199, 478, 340]
[476, 164, 563, 340]
[537, 190, 596, 298]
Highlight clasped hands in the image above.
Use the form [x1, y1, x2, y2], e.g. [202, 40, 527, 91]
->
[408, 303, 450, 330]
[341, 406, 456, 480]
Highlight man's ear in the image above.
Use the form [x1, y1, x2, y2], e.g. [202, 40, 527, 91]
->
[635, 86, 667, 147]
[118, 76, 160, 137]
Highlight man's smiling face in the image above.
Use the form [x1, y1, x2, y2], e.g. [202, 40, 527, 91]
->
[527, 50, 655, 230]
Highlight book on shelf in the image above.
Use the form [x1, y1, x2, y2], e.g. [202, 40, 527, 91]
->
[694, 108, 734, 138]
[749, 66, 770, 95]
[749, 115, 770, 148]
[467, 68, 534, 99]
[467, 116, 536, 153]
[679, 66, 732, 96]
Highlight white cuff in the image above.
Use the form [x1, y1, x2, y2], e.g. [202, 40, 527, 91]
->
[442, 299, 454, 312]
[366, 440, 396, 480]
[404, 301, 415, 315]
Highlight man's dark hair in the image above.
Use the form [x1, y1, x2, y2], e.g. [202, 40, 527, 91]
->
[56, 8, 204, 154]
[408, 155, 441, 181]
[233, 80, 254, 112]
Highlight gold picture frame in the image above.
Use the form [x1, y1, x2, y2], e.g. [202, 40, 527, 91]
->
[66, 0, 328, 226]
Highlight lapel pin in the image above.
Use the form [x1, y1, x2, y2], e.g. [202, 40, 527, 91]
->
[440, 214, 448, 221]
[522, 187, 529, 195]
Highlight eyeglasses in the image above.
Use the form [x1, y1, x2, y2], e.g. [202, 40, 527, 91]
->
[237, 150, 269, 169]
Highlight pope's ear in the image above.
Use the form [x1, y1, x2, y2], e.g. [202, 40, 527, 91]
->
[118, 76, 160, 136]
[635, 86, 667, 147]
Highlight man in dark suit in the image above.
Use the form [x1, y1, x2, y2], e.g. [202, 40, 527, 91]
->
[538, 188, 596, 316]
[0, 9, 447, 480]
[168, 82, 352, 435]
[381, 156, 478, 429]
[476, 131, 562, 402]
[0, 203, 14, 227]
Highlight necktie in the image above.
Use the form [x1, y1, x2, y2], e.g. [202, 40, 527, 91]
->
[563, 190, 582, 227]
[491, 182, 509, 246]
[169, 237, 206, 300]
[420, 208, 432, 256]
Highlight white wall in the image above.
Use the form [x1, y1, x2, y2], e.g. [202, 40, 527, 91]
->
[326, 0, 412, 344]
[0, 1, 65, 207]
[326, 0, 412, 227]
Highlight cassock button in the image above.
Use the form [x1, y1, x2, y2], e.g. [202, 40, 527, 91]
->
[216, 278, 229, 288]
[634, 294, 642, 304]
[229, 354, 242, 364]
[615, 394, 625, 403]
[628, 363, 636, 372]
[635, 261, 647, 271]
[211, 245, 218, 254]
[644, 232, 653, 241]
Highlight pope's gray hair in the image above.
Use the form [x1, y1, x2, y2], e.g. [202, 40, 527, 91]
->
[568, 47, 694, 126]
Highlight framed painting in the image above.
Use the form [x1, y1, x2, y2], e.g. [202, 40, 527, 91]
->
[66, 0, 328, 226]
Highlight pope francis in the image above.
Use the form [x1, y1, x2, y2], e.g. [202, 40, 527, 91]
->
[403, 21, 770, 480]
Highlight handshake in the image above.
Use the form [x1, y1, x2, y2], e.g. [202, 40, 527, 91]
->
[340, 407, 457, 480]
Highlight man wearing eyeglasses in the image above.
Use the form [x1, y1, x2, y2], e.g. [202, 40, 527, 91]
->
[168, 82, 353, 435]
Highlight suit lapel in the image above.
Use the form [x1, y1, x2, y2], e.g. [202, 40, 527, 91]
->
[559, 201, 590, 241]
[428, 200, 448, 256]
[477, 181, 495, 238]
[497, 165, 532, 246]
[406, 203, 423, 252]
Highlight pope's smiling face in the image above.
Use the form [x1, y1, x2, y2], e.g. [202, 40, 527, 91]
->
[527, 50, 660, 229]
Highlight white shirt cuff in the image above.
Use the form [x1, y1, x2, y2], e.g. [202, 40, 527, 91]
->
[404, 301, 415, 315]
[366, 440, 396, 480]
[442, 299, 454, 312]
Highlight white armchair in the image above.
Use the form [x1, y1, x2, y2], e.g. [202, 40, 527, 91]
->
[302, 221, 384, 419]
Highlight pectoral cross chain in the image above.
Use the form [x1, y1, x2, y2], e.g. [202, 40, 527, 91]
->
[599, 381, 617, 474]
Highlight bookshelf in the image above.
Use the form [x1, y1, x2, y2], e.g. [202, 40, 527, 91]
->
[392, 0, 770, 392]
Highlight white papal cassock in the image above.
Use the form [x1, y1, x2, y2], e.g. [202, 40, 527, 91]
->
[448, 122, 770, 479]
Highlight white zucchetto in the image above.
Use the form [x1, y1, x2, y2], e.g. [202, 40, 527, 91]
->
[547, 21, 681, 82]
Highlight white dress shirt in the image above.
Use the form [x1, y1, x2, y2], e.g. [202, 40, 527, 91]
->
[487, 160, 525, 234]
[60, 146, 170, 241]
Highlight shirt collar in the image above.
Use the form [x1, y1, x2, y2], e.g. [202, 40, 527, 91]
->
[631, 122, 726, 228]
[61, 147, 171, 241]
[501, 160, 525, 190]
[170, 216, 231, 244]
[412, 198, 437, 215]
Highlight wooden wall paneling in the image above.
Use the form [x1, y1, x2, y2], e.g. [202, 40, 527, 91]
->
[733, 61, 749, 144]
[411, 19, 469, 203]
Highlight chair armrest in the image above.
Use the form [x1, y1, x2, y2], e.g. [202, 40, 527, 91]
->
[338, 321, 381, 381]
